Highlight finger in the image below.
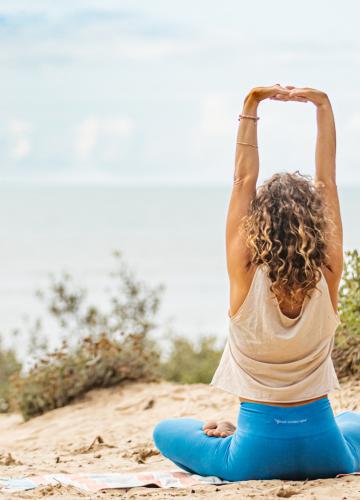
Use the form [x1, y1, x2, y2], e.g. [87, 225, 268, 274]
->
[290, 94, 307, 101]
[202, 421, 217, 430]
[272, 94, 289, 100]
[285, 85, 295, 90]
[289, 89, 306, 98]
[274, 88, 291, 95]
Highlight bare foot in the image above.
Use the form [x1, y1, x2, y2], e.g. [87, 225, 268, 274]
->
[202, 420, 236, 438]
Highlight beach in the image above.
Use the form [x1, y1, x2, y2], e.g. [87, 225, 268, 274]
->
[0, 380, 359, 499]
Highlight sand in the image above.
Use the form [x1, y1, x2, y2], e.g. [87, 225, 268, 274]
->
[0, 380, 359, 499]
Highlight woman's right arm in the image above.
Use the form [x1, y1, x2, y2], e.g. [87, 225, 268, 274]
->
[314, 93, 337, 185]
[313, 93, 343, 281]
[284, 88, 343, 295]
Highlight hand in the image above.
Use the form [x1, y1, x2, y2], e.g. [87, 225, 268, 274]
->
[202, 420, 236, 438]
[270, 86, 329, 107]
[246, 84, 291, 104]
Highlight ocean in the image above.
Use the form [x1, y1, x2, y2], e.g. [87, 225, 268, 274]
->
[0, 184, 358, 352]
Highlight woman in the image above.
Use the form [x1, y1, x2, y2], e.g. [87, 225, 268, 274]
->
[153, 84, 360, 481]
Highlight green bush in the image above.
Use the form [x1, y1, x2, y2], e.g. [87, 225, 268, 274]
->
[0, 343, 22, 413]
[333, 249, 360, 379]
[11, 334, 159, 421]
[8, 251, 163, 420]
[159, 335, 223, 384]
[337, 249, 360, 337]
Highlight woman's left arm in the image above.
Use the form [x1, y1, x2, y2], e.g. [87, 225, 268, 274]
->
[226, 85, 290, 281]
[225, 90, 259, 281]
[226, 85, 290, 317]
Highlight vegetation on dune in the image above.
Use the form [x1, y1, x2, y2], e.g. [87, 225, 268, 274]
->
[159, 336, 223, 385]
[332, 249, 360, 379]
[3, 251, 162, 420]
[0, 249, 358, 420]
[0, 345, 22, 413]
[11, 333, 159, 420]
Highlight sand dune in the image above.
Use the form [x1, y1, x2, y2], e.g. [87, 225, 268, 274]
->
[0, 380, 359, 499]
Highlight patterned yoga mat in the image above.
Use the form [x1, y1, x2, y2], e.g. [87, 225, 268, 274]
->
[0, 470, 358, 493]
[0, 471, 231, 493]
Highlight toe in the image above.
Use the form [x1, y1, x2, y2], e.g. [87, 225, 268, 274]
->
[220, 431, 232, 437]
[206, 430, 217, 436]
[202, 420, 217, 430]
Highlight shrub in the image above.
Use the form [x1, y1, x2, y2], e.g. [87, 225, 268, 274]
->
[35, 250, 165, 344]
[333, 249, 360, 379]
[0, 343, 22, 413]
[159, 335, 223, 384]
[11, 334, 159, 421]
[9, 251, 164, 420]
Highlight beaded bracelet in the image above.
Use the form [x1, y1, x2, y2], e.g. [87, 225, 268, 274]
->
[238, 114, 260, 121]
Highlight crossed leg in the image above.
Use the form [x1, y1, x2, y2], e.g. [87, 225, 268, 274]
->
[153, 418, 233, 478]
[335, 411, 360, 467]
[153, 411, 360, 480]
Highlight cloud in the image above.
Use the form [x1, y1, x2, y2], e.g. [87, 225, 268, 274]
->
[75, 117, 99, 161]
[8, 119, 31, 160]
[74, 116, 134, 162]
[346, 112, 360, 133]
[185, 93, 234, 181]
[0, 3, 194, 66]
[196, 94, 234, 138]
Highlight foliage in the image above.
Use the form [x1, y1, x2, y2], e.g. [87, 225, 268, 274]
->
[8, 251, 164, 420]
[35, 249, 165, 344]
[0, 343, 22, 413]
[337, 249, 360, 338]
[11, 334, 159, 421]
[159, 335, 223, 384]
[333, 249, 360, 379]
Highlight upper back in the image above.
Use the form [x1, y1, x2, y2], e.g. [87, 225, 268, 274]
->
[211, 263, 341, 402]
[229, 264, 340, 363]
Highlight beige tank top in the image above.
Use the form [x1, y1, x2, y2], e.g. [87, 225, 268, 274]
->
[211, 264, 341, 403]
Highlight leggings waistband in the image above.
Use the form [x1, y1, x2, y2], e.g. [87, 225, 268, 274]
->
[240, 396, 331, 416]
[238, 397, 335, 437]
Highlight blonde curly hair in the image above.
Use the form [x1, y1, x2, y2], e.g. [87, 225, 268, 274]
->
[243, 171, 335, 307]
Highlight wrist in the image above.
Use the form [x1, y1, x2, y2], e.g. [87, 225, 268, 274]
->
[243, 90, 259, 114]
[316, 92, 330, 109]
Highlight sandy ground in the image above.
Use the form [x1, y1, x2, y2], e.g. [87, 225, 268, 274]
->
[0, 380, 359, 499]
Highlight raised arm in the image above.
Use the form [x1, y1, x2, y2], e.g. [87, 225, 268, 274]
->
[226, 85, 290, 317]
[315, 97, 337, 184]
[314, 94, 343, 287]
[273, 86, 343, 300]
[225, 90, 259, 282]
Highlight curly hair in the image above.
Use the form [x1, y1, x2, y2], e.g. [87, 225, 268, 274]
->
[242, 171, 335, 307]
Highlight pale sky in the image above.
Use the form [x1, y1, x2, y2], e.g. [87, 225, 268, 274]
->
[1, 0, 360, 186]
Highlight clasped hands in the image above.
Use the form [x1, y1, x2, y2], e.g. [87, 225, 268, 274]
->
[248, 84, 329, 108]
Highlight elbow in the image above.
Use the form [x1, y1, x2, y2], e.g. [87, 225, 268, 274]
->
[233, 174, 257, 189]
[314, 177, 338, 190]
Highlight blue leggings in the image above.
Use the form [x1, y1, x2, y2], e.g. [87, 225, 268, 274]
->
[153, 398, 360, 481]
